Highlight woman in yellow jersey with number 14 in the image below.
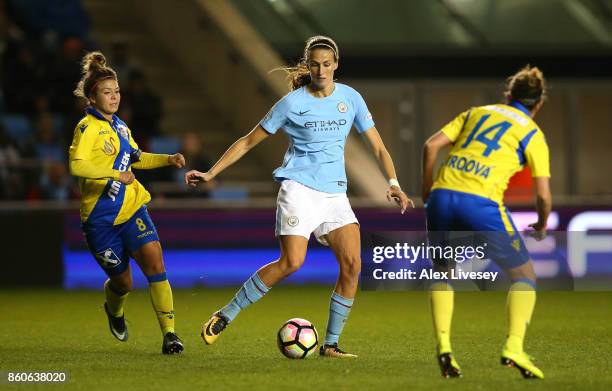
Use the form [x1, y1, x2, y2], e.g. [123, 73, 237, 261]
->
[422, 65, 552, 379]
[69, 52, 186, 354]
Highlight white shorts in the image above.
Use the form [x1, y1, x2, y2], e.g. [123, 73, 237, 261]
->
[275, 180, 359, 246]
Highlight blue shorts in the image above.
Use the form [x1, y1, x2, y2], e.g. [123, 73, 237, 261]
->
[426, 189, 529, 269]
[82, 206, 160, 277]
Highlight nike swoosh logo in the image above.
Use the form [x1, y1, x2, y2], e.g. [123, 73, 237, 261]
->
[112, 329, 127, 339]
[79, 124, 88, 133]
[299, 110, 311, 115]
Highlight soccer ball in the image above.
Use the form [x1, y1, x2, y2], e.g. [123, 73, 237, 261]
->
[277, 318, 319, 359]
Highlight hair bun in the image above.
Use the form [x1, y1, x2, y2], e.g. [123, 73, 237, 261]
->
[505, 65, 546, 108]
[74, 51, 117, 100]
[81, 51, 107, 74]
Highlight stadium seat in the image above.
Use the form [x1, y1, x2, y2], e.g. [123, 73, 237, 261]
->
[1, 114, 32, 144]
[52, 114, 65, 135]
[149, 136, 181, 154]
[209, 186, 249, 200]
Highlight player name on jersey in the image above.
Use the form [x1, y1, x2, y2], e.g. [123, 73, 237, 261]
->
[443, 154, 492, 178]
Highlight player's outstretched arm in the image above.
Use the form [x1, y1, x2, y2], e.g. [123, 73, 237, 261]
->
[69, 158, 134, 185]
[185, 125, 270, 187]
[528, 177, 552, 241]
[422, 131, 452, 203]
[131, 152, 185, 170]
[361, 126, 414, 213]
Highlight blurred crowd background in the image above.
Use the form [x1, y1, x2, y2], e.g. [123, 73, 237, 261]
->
[1, 0, 611, 289]
[1, 0, 612, 204]
[0, 0, 215, 201]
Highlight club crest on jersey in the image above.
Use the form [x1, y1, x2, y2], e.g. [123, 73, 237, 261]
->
[116, 124, 129, 141]
[95, 248, 121, 269]
[103, 138, 116, 155]
[337, 102, 348, 113]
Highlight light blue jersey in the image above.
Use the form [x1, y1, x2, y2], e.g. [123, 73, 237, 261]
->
[260, 83, 375, 193]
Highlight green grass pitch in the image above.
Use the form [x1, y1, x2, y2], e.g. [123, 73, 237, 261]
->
[1, 287, 611, 390]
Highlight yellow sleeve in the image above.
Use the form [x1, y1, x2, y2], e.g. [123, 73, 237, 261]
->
[524, 130, 550, 177]
[440, 110, 470, 143]
[125, 127, 169, 169]
[70, 159, 120, 180]
[132, 152, 170, 169]
[68, 118, 119, 180]
[69, 120, 97, 161]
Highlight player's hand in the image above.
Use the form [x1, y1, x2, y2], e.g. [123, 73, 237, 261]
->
[118, 171, 135, 185]
[386, 186, 414, 214]
[168, 153, 186, 168]
[528, 221, 547, 241]
[184, 170, 214, 187]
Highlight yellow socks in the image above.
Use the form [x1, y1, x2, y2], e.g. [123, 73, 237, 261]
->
[147, 273, 175, 335]
[104, 279, 129, 317]
[430, 281, 454, 354]
[505, 279, 536, 353]
[430, 277, 536, 356]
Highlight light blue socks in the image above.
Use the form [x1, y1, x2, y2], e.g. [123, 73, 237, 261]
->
[220, 272, 270, 322]
[324, 292, 354, 346]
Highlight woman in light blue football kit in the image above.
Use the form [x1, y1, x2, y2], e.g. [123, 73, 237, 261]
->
[185, 36, 412, 357]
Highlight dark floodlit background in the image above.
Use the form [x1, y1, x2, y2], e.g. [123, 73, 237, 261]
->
[1, 0, 611, 288]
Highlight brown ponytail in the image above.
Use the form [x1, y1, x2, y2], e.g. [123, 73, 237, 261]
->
[504, 65, 546, 110]
[73, 51, 117, 102]
[277, 35, 340, 91]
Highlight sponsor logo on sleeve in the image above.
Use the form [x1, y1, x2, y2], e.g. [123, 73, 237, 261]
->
[263, 110, 273, 122]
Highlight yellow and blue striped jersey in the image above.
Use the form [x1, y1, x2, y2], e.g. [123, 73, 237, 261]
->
[69, 107, 151, 225]
[432, 102, 550, 204]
